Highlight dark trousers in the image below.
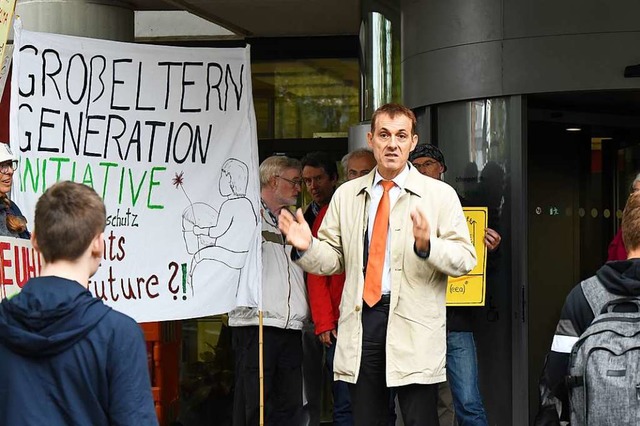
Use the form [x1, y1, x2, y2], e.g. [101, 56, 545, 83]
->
[231, 325, 303, 426]
[302, 326, 324, 425]
[348, 301, 439, 426]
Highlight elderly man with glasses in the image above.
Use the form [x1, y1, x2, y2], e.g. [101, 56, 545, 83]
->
[228, 155, 309, 426]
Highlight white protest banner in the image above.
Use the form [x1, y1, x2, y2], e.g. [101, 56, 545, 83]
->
[10, 22, 262, 322]
[0, 236, 42, 300]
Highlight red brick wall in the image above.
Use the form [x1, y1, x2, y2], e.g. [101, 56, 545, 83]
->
[0, 69, 10, 142]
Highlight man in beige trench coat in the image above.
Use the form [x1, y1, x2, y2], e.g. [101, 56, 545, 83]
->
[279, 103, 476, 425]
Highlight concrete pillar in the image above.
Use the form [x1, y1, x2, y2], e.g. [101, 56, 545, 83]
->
[15, 0, 133, 41]
[348, 123, 370, 152]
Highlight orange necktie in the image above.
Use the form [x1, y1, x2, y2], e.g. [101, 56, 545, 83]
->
[363, 180, 395, 307]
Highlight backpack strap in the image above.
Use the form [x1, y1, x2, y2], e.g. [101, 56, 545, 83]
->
[580, 275, 617, 317]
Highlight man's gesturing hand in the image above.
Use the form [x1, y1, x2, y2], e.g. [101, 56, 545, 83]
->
[278, 208, 313, 251]
[410, 206, 431, 253]
[484, 227, 501, 252]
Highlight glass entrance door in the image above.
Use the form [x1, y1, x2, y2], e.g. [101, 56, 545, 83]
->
[526, 92, 640, 422]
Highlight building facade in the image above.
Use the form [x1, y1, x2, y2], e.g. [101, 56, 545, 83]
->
[4, 0, 640, 424]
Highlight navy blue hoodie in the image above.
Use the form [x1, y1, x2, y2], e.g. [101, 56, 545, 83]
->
[0, 276, 158, 425]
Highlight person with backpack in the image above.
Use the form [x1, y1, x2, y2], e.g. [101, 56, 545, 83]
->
[535, 192, 640, 425]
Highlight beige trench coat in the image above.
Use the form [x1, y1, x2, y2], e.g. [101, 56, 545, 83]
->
[297, 167, 476, 387]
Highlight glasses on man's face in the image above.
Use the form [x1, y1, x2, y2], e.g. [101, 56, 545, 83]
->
[412, 160, 438, 171]
[276, 175, 303, 188]
[0, 160, 18, 174]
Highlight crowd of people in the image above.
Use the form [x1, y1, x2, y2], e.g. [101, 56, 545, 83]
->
[231, 102, 500, 425]
[0, 101, 638, 426]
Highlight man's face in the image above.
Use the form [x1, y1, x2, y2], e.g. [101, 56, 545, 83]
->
[411, 156, 444, 180]
[346, 154, 377, 181]
[633, 181, 640, 194]
[367, 113, 418, 179]
[303, 166, 336, 206]
[274, 167, 302, 206]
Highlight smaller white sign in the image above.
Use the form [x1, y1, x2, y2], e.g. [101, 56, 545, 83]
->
[0, 236, 42, 300]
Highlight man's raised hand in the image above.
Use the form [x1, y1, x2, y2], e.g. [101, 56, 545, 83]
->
[410, 206, 431, 253]
[278, 208, 313, 251]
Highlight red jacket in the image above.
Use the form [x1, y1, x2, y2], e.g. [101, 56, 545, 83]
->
[307, 205, 345, 335]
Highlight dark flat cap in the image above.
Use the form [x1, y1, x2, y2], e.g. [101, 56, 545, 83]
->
[409, 144, 447, 172]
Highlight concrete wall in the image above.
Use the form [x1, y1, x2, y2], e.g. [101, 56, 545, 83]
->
[402, 0, 640, 107]
[16, 0, 133, 41]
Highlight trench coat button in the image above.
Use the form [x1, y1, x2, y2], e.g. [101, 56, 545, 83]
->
[355, 305, 361, 312]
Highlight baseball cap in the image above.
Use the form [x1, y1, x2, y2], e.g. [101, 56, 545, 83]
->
[0, 144, 15, 163]
[409, 144, 447, 172]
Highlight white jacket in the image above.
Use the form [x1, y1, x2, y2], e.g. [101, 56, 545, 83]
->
[229, 203, 309, 330]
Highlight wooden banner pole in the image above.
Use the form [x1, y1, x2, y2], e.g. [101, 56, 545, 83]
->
[259, 310, 264, 426]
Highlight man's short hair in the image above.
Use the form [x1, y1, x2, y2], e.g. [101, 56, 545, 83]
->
[341, 148, 375, 172]
[301, 151, 338, 180]
[370, 103, 417, 136]
[623, 193, 640, 252]
[34, 181, 106, 263]
[259, 156, 302, 188]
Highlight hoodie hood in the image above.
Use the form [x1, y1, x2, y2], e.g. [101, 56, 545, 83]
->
[597, 259, 640, 296]
[0, 276, 111, 357]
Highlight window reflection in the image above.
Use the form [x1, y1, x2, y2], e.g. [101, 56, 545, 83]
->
[434, 97, 513, 423]
[178, 316, 234, 426]
[252, 59, 359, 139]
[371, 12, 393, 110]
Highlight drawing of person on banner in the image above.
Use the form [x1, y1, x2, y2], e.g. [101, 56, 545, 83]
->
[181, 158, 258, 296]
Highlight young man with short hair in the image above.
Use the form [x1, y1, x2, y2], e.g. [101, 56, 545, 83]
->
[0, 181, 157, 425]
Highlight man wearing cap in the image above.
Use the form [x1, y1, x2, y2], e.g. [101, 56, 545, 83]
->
[410, 144, 500, 426]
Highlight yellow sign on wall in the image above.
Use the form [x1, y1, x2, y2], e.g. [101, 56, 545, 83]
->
[0, 0, 16, 68]
[446, 207, 488, 306]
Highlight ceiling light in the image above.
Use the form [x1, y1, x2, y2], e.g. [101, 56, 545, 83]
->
[566, 127, 581, 132]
